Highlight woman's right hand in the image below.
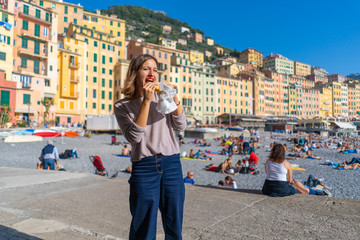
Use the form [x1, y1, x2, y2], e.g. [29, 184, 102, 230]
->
[142, 82, 158, 103]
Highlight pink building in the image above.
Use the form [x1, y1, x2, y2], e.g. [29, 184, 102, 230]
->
[177, 38, 187, 46]
[161, 25, 172, 34]
[264, 71, 288, 115]
[302, 88, 320, 117]
[0, 70, 17, 126]
[193, 32, 203, 43]
[328, 74, 347, 83]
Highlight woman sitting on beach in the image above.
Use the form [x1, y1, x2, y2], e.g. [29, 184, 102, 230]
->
[290, 145, 301, 152]
[262, 144, 329, 197]
[224, 176, 237, 189]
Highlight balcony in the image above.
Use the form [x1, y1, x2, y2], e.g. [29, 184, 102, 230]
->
[70, 77, 80, 83]
[324, 101, 331, 105]
[63, 93, 79, 99]
[69, 60, 80, 69]
[16, 7, 52, 25]
[18, 48, 47, 60]
[17, 65, 47, 77]
[321, 107, 330, 111]
[20, 31, 49, 43]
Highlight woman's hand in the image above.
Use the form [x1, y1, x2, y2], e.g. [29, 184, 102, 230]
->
[143, 82, 158, 103]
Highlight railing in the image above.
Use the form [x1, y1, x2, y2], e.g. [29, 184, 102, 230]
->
[69, 61, 80, 68]
[70, 76, 80, 83]
[16, 7, 51, 24]
[18, 48, 47, 59]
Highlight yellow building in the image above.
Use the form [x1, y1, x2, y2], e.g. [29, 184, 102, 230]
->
[35, 0, 84, 35]
[330, 81, 342, 117]
[56, 43, 82, 124]
[238, 77, 253, 115]
[66, 23, 119, 116]
[217, 76, 242, 115]
[239, 48, 263, 68]
[294, 61, 311, 77]
[114, 59, 130, 102]
[159, 37, 176, 49]
[0, 8, 14, 81]
[318, 86, 333, 117]
[189, 50, 204, 64]
[83, 10, 125, 59]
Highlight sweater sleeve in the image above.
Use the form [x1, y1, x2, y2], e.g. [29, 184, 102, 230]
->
[114, 102, 145, 144]
[170, 111, 187, 131]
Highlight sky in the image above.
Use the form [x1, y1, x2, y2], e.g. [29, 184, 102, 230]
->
[67, 0, 360, 76]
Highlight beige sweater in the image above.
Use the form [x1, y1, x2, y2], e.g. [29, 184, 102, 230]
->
[114, 94, 187, 162]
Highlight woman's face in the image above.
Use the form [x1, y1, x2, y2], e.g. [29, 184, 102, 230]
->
[136, 59, 158, 89]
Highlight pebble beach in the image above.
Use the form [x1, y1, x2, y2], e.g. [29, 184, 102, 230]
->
[0, 131, 359, 199]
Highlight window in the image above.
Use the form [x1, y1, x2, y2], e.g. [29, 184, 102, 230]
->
[118, 22, 120, 27]
[23, 5, 29, 15]
[34, 41, 40, 54]
[45, 12, 50, 22]
[109, 57, 113, 63]
[34, 24, 40, 37]
[35, 9, 41, 19]
[109, 80, 112, 88]
[21, 57, 27, 68]
[102, 55, 105, 64]
[109, 69, 112, 75]
[64, 17, 68, 23]
[94, 41, 97, 47]
[117, 32, 120, 37]
[74, 8, 78, 13]
[93, 77, 97, 83]
[93, 53, 97, 62]
[0, 90, 10, 106]
[74, 19, 77, 24]
[52, 3, 56, 9]
[64, 27, 68, 33]
[93, 89, 96, 98]
[102, 68, 105, 74]
[64, 6, 68, 14]
[101, 91, 105, 99]
[23, 94, 31, 104]
[93, 103, 96, 109]
[102, 43, 106, 49]
[102, 79, 105, 87]
[110, 21, 113, 26]
[109, 104, 112, 111]
[101, 104, 105, 110]
[22, 38, 28, 49]
[50, 65, 53, 71]
[93, 66, 97, 72]
[22, 20, 28, 30]
[43, 27, 48, 37]
[34, 61, 39, 74]
[0, 52, 5, 61]
[109, 92, 112, 100]
[39, 0, 44, 6]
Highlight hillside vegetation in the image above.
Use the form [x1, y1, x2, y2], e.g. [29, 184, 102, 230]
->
[100, 5, 236, 60]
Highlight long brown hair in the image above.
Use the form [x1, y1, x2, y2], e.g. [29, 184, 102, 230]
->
[121, 54, 158, 98]
[225, 176, 234, 185]
[269, 143, 285, 163]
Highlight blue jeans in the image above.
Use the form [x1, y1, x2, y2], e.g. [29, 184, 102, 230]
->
[72, 150, 78, 158]
[44, 158, 55, 170]
[129, 154, 185, 240]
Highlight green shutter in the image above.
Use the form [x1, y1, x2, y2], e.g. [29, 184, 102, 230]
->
[0, 52, 6, 61]
[21, 58, 27, 68]
[7, 36, 10, 45]
[93, 53, 97, 62]
[101, 104, 105, 110]
[39, 0, 44, 6]
[23, 5, 29, 15]
[102, 55, 105, 64]
[109, 80, 112, 88]
[22, 20, 28, 30]
[64, 6, 68, 14]
[2, 13, 8, 22]
[22, 39, 28, 48]
[34, 60, 40, 74]
[36, 9, 41, 19]
[101, 91, 105, 99]
[109, 57, 112, 63]
[0, 90, 10, 106]
[35, 24, 40, 37]
[34, 41, 40, 54]
[23, 94, 31, 104]
[109, 92, 112, 100]
[46, 13, 50, 22]
[102, 79, 105, 87]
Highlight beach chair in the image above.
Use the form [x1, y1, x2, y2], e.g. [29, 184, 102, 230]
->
[89, 156, 108, 176]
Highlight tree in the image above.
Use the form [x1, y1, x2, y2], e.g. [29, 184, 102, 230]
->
[41, 98, 54, 125]
[0, 105, 12, 128]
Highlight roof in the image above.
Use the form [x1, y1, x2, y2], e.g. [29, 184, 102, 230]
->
[334, 122, 356, 129]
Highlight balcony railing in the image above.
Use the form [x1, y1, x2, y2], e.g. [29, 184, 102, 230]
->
[16, 7, 52, 25]
[70, 77, 80, 83]
[18, 48, 47, 59]
[69, 61, 80, 68]
[20, 30, 50, 42]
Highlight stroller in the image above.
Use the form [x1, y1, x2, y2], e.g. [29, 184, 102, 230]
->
[89, 156, 108, 176]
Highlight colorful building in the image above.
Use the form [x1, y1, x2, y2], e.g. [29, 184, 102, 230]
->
[66, 23, 119, 116]
[263, 53, 294, 75]
[307, 67, 328, 83]
[329, 81, 342, 117]
[193, 32, 202, 43]
[206, 38, 214, 46]
[35, 0, 84, 35]
[159, 37, 176, 49]
[0, 70, 17, 126]
[12, 0, 58, 125]
[294, 61, 311, 77]
[189, 50, 204, 64]
[341, 83, 348, 117]
[302, 88, 320, 117]
[288, 74, 315, 89]
[0, 7, 14, 81]
[318, 85, 333, 117]
[83, 10, 125, 59]
[328, 74, 347, 83]
[114, 59, 130, 102]
[264, 71, 289, 115]
[161, 25, 171, 34]
[177, 38, 187, 46]
[239, 48, 263, 68]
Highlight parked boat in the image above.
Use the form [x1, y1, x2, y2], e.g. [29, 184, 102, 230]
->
[12, 131, 33, 135]
[34, 132, 61, 137]
[192, 128, 218, 133]
[64, 131, 79, 137]
[4, 135, 43, 143]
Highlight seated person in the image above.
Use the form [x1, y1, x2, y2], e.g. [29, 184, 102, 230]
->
[290, 145, 302, 152]
[248, 150, 259, 164]
[111, 135, 120, 145]
[205, 157, 237, 175]
[243, 141, 250, 154]
[122, 145, 131, 156]
[200, 139, 213, 147]
[224, 176, 237, 189]
[193, 150, 212, 160]
[220, 148, 228, 155]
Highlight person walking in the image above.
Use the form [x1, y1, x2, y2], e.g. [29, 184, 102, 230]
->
[114, 54, 187, 240]
[39, 140, 59, 170]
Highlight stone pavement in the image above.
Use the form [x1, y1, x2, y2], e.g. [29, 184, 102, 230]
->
[0, 167, 359, 240]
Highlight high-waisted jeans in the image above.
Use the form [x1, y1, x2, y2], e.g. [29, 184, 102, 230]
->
[129, 153, 185, 240]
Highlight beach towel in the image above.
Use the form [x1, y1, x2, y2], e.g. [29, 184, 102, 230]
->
[292, 168, 307, 171]
[205, 150, 220, 155]
[337, 167, 360, 171]
[181, 157, 207, 161]
[116, 154, 131, 158]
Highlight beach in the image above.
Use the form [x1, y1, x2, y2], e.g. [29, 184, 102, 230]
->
[0, 131, 359, 199]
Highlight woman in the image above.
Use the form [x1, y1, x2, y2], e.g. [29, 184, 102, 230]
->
[114, 54, 186, 239]
[224, 176, 237, 189]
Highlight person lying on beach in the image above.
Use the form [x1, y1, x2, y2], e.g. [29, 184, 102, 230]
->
[200, 139, 213, 147]
[302, 150, 322, 159]
[290, 145, 302, 152]
[193, 150, 213, 160]
[339, 161, 360, 169]
[205, 157, 238, 175]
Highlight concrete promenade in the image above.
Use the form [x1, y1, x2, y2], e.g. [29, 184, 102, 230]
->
[0, 167, 359, 240]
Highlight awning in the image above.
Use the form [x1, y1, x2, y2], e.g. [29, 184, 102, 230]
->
[15, 108, 37, 114]
[194, 116, 202, 121]
[334, 122, 356, 129]
[241, 118, 266, 122]
[357, 111, 360, 115]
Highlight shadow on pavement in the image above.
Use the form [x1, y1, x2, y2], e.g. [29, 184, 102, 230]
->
[196, 184, 263, 195]
[0, 225, 42, 240]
